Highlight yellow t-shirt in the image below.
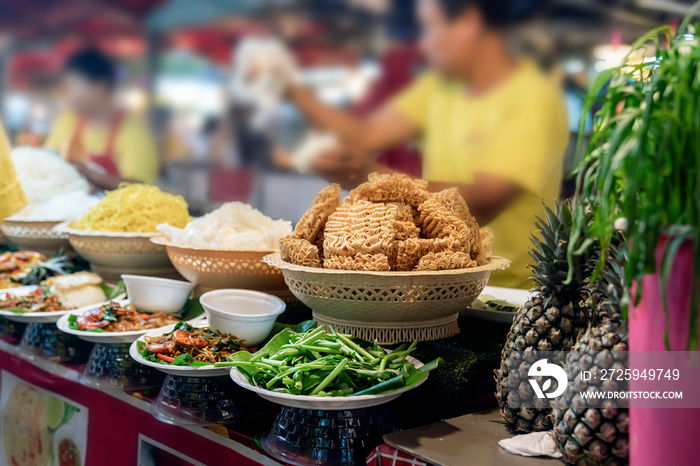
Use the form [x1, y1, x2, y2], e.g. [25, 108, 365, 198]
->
[393, 62, 569, 289]
[0, 122, 27, 220]
[44, 110, 159, 184]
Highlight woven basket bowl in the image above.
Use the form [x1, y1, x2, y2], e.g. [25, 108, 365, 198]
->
[264, 253, 510, 322]
[151, 237, 289, 298]
[62, 226, 177, 281]
[0, 220, 71, 256]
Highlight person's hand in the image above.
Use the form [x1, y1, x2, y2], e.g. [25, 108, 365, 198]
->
[61, 140, 89, 164]
[310, 144, 377, 190]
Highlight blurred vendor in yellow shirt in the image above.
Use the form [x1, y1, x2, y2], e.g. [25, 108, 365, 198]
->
[0, 123, 26, 220]
[278, 0, 568, 288]
[44, 48, 159, 190]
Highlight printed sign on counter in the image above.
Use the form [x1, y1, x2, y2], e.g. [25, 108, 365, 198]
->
[0, 370, 89, 466]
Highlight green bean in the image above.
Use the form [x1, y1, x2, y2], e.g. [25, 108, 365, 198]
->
[333, 332, 378, 363]
[261, 358, 286, 366]
[300, 345, 341, 353]
[296, 327, 325, 345]
[282, 376, 295, 386]
[215, 361, 275, 371]
[350, 375, 405, 396]
[315, 341, 341, 349]
[269, 348, 299, 359]
[228, 326, 439, 397]
[379, 354, 391, 371]
[265, 362, 333, 389]
[310, 359, 348, 396]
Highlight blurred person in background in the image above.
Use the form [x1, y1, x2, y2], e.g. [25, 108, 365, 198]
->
[44, 48, 159, 190]
[254, 0, 424, 175]
[0, 122, 26, 220]
[268, 0, 567, 288]
[353, 0, 424, 176]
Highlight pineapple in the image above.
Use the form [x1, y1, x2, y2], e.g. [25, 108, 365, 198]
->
[551, 244, 629, 465]
[14, 250, 72, 285]
[494, 201, 593, 432]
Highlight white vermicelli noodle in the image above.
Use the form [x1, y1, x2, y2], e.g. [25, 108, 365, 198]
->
[11, 191, 101, 222]
[157, 202, 292, 251]
[11, 147, 89, 205]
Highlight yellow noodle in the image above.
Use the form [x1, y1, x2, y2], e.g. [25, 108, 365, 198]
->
[71, 183, 191, 233]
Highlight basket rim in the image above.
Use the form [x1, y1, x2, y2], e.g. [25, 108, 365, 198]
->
[263, 252, 510, 277]
[151, 235, 279, 254]
[2, 219, 65, 226]
[58, 222, 159, 238]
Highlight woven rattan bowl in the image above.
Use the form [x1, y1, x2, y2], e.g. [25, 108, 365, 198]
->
[0, 219, 71, 256]
[151, 237, 290, 298]
[61, 226, 178, 282]
[264, 253, 510, 343]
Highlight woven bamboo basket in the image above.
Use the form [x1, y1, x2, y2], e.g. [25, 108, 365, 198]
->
[264, 253, 510, 344]
[61, 226, 179, 282]
[0, 220, 71, 256]
[151, 237, 291, 300]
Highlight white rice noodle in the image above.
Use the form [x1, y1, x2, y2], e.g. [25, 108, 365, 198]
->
[11, 191, 100, 222]
[158, 202, 292, 251]
[11, 146, 89, 205]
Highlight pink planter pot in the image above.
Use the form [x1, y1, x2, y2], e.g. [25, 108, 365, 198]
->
[629, 237, 698, 466]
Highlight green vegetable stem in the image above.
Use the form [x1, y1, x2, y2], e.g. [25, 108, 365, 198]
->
[221, 327, 443, 397]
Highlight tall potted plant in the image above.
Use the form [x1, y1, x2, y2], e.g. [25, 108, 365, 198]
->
[569, 5, 700, 465]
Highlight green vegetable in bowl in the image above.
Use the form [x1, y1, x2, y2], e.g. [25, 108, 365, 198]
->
[218, 326, 443, 397]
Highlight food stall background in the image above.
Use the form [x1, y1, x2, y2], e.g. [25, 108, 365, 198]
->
[0, 0, 686, 220]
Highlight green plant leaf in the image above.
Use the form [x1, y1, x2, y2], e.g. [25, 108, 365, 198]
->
[177, 298, 205, 321]
[100, 281, 126, 301]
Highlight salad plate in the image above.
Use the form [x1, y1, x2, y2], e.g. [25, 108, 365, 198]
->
[129, 321, 245, 377]
[0, 286, 87, 324]
[56, 300, 197, 344]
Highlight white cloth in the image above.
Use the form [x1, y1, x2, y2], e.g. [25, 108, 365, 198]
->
[230, 37, 300, 129]
[498, 431, 563, 458]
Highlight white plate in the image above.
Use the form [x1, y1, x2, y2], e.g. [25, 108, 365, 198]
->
[0, 286, 82, 324]
[129, 320, 233, 377]
[460, 286, 530, 324]
[56, 299, 195, 344]
[229, 355, 425, 410]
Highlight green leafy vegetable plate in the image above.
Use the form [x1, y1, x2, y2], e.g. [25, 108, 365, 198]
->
[227, 327, 442, 410]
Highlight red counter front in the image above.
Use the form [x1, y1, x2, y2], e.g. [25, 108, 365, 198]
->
[0, 341, 283, 466]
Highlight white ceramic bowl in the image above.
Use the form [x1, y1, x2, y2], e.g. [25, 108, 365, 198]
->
[122, 274, 194, 313]
[200, 289, 285, 347]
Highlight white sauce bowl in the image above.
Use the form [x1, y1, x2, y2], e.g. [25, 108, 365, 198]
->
[199, 289, 286, 347]
[122, 274, 194, 314]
